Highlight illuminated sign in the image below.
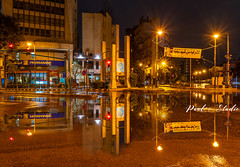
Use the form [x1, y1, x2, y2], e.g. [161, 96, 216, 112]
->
[28, 113, 65, 119]
[28, 60, 65, 66]
[164, 47, 202, 59]
[164, 121, 201, 133]
[116, 61, 124, 73]
[13, 60, 24, 66]
[116, 106, 124, 119]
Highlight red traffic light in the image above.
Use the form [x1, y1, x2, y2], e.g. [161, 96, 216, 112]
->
[106, 113, 111, 120]
[9, 137, 14, 141]
[9, 43, 14, 48]
[107, 60, 111, 65]
[26, 46, 31, 51]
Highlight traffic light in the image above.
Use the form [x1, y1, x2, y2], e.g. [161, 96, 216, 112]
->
[9, 137, 14, 141]
[107, 59, 111, 68]
[26, 46, 31, 55]
[8, 43, 14, 52]
[106, 112, 111, 120]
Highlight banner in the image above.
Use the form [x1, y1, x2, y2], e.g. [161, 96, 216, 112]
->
[28, 60, 65, 66]
[28, 113, 65, 119]
[164, 47, 201, 59]
[116, 61, 124, 73]
[164, 121, 201, 133]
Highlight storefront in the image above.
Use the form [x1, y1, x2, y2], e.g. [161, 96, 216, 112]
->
[7, 60, 65, 88]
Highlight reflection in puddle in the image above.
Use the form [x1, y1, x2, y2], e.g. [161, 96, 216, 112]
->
[170, 154, 230, 167]
[0, 91, 240, 165]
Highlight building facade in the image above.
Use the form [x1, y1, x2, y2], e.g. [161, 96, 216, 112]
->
[0, 0, 77, 88]
[79, 11, 126, 87]
[126, 17, 166, 85]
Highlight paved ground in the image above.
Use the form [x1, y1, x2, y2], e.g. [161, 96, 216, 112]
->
[0, 129, 239, 167]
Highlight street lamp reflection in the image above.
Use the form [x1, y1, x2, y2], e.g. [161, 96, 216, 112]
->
[157, 145, 163, 151]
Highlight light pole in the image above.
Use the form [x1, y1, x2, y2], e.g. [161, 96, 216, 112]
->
[225, 32, 231, 88]
[139, 63, 145, 87]
[154, 30, 163, 88]
[213, 34, 219, 88]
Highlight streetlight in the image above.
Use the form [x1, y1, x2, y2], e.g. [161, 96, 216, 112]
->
[154, 30, 163, 88]
[27, 41, 36, 87]
[213, 34, 219, 88]
[225, 32, 231, 88]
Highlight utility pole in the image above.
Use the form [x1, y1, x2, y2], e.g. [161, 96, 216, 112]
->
[225, 33, 231, 88]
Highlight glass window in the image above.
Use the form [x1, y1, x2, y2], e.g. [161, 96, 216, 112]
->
[40, 17, 45, 24]
[41, 29, 45, 36]
[35, 16, 39, 24]
[46, 30, 50, 37]
[96, 61, 99, 69]
[35, 29, 40, 36]
[30, 15, 34, 23]
[30, 28, 34, 36]
[51, 30, 55, 38]
[25, 28, 29, 35]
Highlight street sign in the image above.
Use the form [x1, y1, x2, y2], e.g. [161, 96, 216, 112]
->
[164, 47, 202, 59]
[82, 70, 86, 76]
[164, 121, 201, 133]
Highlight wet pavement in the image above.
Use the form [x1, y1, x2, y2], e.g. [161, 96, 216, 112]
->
[0, 91, 240, 166]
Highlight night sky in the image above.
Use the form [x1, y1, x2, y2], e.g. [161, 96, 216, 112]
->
[79, 0, 240, 64]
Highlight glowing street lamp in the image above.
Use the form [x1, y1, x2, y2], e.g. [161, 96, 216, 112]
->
[213, 141, 219, 147]
[157, 30, 163, 35]
[161, 61, 166, 67]
[213, 34, 219, 88]
[139, 63, 143, 67]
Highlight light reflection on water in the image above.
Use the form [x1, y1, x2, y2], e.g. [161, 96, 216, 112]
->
[0, 91, 240, 165]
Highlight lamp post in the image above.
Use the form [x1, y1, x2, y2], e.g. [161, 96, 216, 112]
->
[154, 30, 163, 88]
[27, 42, 36, 87]
[213, 34, 219, 88]
[139, 63, 145, 87]
[225, 32, 231, 88]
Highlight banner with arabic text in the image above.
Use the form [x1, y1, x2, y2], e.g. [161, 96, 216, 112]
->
[164, 121, 201, 133]
[164, 47, 201, 59]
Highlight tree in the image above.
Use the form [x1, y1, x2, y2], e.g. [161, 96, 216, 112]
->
[0, 13, 21, 88]
[72, 60, 83, 84]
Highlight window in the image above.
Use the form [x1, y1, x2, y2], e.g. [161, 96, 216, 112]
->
[35, 16, 39, 24]
[40, 17, 45, 24]
[60, 31, 64, 39]
[25, 28, 29, 35]
[41, 29, 45, 37]
[13, 13, 18, 19]
[35, 29, 40, 36]
[96, 61, 99, 69]
[60, 19, 64, 27]
[46, 30, 50, 37]
[96, 109, 99, 118]
[55, 31, 59, 38]
[30, 15, 34, 23]
[30, 28, 34, 36]
[51, 30, 55, 38]
[46, 17, 50, 25]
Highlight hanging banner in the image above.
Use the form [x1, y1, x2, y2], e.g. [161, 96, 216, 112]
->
[164, 121, 201, 133]
[164, 47, 202, 59]
[116, 61, 124, 73]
